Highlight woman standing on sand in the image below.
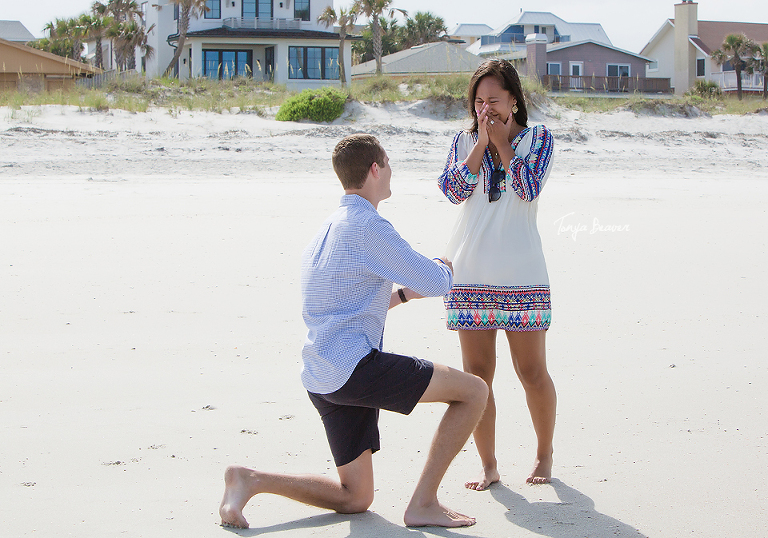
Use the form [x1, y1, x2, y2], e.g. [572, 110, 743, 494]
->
[438, 59, 556, 488]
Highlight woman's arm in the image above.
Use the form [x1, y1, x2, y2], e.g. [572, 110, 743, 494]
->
[506, 125, 554, 202]
[438, 132, 482, 204]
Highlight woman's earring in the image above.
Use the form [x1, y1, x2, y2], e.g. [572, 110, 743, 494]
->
[512, 103, 519, 114]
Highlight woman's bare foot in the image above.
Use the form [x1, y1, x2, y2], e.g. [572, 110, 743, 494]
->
[404, 500, 476, 527]
[526, 453, 553, 485]
[219, 465, 260, 528]
[465, 466, 500, 491]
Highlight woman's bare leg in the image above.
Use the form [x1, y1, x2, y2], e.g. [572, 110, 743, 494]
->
[505, 330, 556, 484]
[458, 329, 501, 491]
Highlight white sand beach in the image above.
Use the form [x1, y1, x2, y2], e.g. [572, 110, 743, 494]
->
[1, 99, 767, 537]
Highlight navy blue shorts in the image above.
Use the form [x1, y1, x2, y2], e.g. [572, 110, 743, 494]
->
[307, 349, 434, 467]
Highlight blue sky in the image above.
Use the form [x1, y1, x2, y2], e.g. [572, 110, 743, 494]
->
[5, 0, 768, 53]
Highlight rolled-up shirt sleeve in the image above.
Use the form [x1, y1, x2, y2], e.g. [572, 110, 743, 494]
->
[364, 217, 452, 296]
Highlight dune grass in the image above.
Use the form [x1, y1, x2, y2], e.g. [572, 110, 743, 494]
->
[1, 74, 765, 116]
[551, 91, 767, 115]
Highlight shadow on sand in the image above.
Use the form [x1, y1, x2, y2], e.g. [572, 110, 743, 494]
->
[220, 510, 480, 537]
[489, 479, 647, 537]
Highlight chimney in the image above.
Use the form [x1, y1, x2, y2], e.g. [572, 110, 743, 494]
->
[526, 33, 548, 81]
[673, 1, 698, 95]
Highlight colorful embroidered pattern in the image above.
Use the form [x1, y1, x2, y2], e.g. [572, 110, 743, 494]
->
[438, 126, 554, 204]
[445, 284, 551, 331]
[508, 125, 553, 202]
[438, 132, 478, 204]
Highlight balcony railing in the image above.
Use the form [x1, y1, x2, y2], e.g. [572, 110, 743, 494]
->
[223, 17, 302, 30]
[542, 75, 672, 93]
[481, 33, 570, 46]
[712, 71, 765, 92]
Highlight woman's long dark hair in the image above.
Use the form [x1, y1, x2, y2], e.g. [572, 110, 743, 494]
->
[467, 59, 528, 132]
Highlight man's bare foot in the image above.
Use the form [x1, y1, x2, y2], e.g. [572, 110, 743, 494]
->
[526, 453, 553, 485]
[465, 466, 500, 491]
[404, 500, 476, 528]
[219, 465, 260, 528]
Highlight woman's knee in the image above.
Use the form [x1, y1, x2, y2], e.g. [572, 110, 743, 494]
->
[516, 360, 550, 389]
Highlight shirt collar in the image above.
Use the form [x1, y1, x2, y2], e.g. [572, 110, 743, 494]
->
[340, 194, 376, 212]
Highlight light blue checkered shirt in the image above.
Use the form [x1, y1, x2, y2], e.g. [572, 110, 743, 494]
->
[300, 194, 453, 394]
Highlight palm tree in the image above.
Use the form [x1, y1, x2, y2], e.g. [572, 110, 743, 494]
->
[39, 17, 84, 61]
[712, 33, 757, 101]
[106, 22, 130, 70]
[753, 42, 768, 100]
[92, 0, 143, 70]
[88, 4, 114, 69]
[401, 11, 446, 49]
[353, 0, 406, 75]
[317, 6, 357, 87]
[351, 17, 400, 65]
[164, 0, 209, 77]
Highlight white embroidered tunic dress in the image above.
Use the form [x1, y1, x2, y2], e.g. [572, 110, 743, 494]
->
[438, 125, 554, 331]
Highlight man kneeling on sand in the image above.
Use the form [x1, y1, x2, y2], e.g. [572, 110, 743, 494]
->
[219, 134, 489, 528]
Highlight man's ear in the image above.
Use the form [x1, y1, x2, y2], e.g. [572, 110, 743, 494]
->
[370, 161, 380, 179]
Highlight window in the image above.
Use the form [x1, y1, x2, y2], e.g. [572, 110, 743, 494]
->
[324, 47, 339, 80]
[205, 0, 221, 19]
[607, 64, 630, 77]
[288, 46, 339, 80]
[294, 0, 310, 21]
[697, 58, 705, 77]
[648, 59, 658, 70]
[204, 50, 252, 79]
[243, 0, 255, 17]
[547, 63, 561, 75]
[244, 0, 272, 18]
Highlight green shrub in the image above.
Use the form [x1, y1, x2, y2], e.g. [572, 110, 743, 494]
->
[688, 79, 722, 98]
[275, 87, 347, 122]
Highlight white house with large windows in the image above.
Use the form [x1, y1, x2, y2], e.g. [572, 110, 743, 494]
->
[142, 0, 354, 88]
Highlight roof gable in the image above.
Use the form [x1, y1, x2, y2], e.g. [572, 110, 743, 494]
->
[695, 21, 768, 54]
[0, 20, 36, 42]
[0, 38, 99, 75]
[640, 19, 673, 55]
[352, 41, 483, 75]
[491, 11, 612, 46]
[448, 24, 493, 37]
[642, 19, 768, 57]
[547, 39, 651, 61]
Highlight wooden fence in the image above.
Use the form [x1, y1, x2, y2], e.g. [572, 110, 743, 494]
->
[542, 75, 672, 94]
[76, 69, 141, 89]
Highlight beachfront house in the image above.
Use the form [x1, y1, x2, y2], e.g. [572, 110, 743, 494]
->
[520, 36, 667, 93]
[142, 0, 355, 89]
[641, 1, 768, 95]
[351, 41, 483, 79]
[0, 37, 100, 91]
[468, 11, 669, 94]
[466, 11, 611, 58]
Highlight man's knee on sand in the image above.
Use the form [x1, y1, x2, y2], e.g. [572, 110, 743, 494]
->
[336, 488, 374, 514]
